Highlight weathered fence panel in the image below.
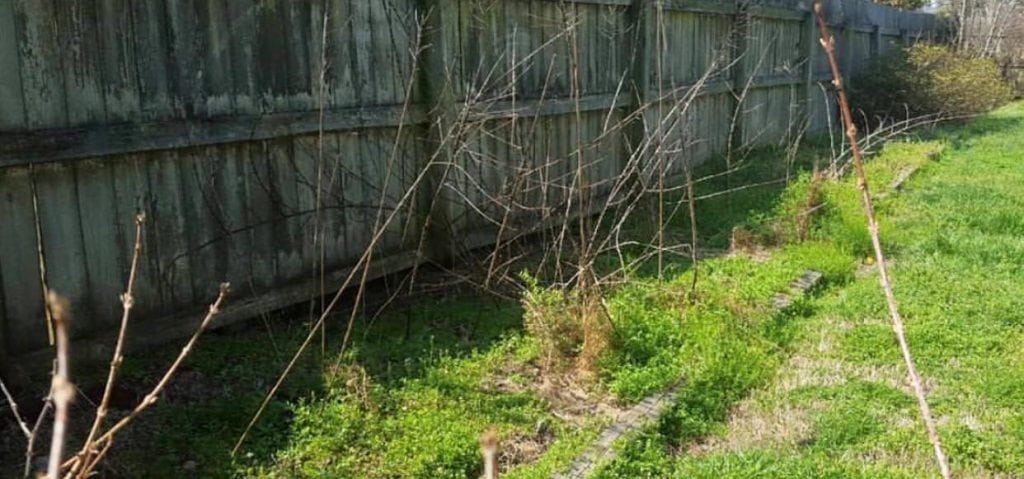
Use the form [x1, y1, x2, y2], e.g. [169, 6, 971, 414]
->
[0, 0, 940, 374]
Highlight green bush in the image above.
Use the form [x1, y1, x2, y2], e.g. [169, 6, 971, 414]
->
[850, 44, 1012, 123]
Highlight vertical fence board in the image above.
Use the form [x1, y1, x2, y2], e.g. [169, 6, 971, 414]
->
[219, 143, 254, 295]
[350, 0, 377, 104]
[75, 159, 127, 332]
[0, 167, 47, 354]
[322, 133, 347, 269]
[254, 0, 291, 112]
[369, 0, 399, 105]
[269, 138, 304, 283]
[199, 0, 236, 117]
[52, 0, 107, 125]
[244, 141, 281, 293]
[34, 163, 92, 337]
[109, 154, 161, 318]
[0, 0, 25, 129]
[97, 0, 142, 123]
[15, 0, 67, 128]
[292, 134, 319, 290]
[178, 147, 228, 302]
[148, 151, 195, 309]
[165, 0, 204, 118]
[131, 0, 174, 120]
[285, 1, 314, 112]
[226, 0, 259, 115]
[340, 131, 366, 260]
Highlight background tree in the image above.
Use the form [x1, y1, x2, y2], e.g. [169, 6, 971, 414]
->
[945, 0, 1024, 94]
[872, 0, 929, 10]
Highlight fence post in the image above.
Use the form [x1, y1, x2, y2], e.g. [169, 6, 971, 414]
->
[416, 0, 459, 264]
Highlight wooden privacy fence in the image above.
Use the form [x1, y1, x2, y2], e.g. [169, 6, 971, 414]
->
[0, 0, 938, 375]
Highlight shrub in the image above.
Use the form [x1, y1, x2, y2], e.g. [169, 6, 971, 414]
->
[520, 271, 613, 378]
[850, 44, 1013, 123]
[519, 272, 584, 373]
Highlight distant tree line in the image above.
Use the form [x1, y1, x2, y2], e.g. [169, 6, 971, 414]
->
[872, 0, 929, 10]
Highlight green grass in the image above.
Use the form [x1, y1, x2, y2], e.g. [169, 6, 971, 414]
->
[596, 102, 1024, 478]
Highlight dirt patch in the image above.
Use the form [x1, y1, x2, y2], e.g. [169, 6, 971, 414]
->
[498, 422, 556, 470]
[486, 360, 623, 425]
[482, 356, 626, 470]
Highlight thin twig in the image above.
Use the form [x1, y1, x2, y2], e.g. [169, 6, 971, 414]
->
[813, 2, 952, 478]
[25, 399, 52, 478]
[1, 376, 30, 438]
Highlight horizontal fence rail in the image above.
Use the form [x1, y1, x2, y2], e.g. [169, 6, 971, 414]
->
[0, 0, 940, 377]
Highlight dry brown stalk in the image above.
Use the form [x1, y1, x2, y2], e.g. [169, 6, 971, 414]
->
[684, 162, 699, 297]
[813, 2, 952, 478]
[796, 166, 822, 242]
[45, 293, 73, 479]
[313, 5, 332, 359]
[30, 167, 54, 345]
[72, 213, 145, 475]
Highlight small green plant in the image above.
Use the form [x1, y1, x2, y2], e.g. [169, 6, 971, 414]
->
[850, 44, 1013, 124]
[519, 272, 586, 374]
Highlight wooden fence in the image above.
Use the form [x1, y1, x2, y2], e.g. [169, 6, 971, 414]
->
[0, 0, 939, 376]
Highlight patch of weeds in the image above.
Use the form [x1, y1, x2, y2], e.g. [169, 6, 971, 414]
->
[592, 429, 675, 479]
[838, 322, 901, 366]
[810, 404, 886, 450]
